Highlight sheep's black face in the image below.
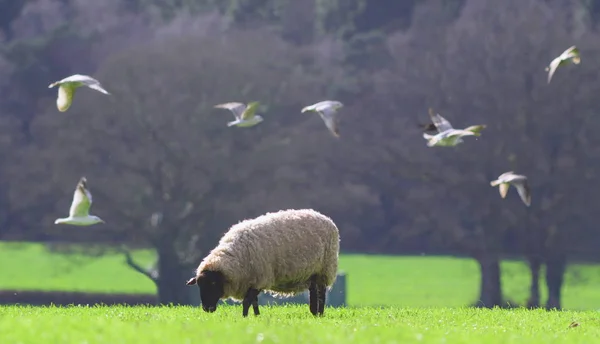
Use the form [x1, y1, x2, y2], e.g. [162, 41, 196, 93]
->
[194, 270, 225, 313]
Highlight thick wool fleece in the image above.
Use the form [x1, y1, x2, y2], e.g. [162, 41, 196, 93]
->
[195, 208, 340, 301]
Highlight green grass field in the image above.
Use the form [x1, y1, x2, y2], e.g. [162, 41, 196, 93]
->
[3, 242, 600, 343]
[0, 305, 597, 343]
[3, 242, 600, 309]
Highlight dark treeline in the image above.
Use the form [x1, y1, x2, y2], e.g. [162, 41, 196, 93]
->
[1, 0, 600, 308]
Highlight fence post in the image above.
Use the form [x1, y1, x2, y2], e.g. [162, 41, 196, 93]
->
[327, 271, 347, 307]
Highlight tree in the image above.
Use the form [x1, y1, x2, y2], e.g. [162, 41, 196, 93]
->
[440, 0, 600, 310]
[341, 0, 600, 308]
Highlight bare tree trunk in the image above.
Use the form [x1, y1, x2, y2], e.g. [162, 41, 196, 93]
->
[121, 238, 197, 306]
[476, 253, 503, 308]
[155, 244, 193, 306]
[526, 255, 542, 308]
[545, 253, 566, 310]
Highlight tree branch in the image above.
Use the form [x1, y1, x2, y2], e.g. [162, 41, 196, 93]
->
[119, 245, 159, 284]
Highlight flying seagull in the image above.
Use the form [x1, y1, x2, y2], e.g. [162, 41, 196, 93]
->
[214, 101, 263, 127]
[422, 108, 486, 147]
[301, 100, 344, 138]
[546, 45, 580, 84]
[48, 74, 110, 112]
[490, 171, 531, 207]
[55, 177, 105, 226]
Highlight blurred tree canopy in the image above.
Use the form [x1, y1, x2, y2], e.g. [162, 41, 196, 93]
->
[1, 0, 600, 307]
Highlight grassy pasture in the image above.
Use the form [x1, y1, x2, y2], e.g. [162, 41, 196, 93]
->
[3, 242, 600, 309]
[0, 305, 597, 344]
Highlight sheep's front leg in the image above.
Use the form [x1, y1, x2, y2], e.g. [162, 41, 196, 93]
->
[243, 288, 260, 317]
[317, 284, 326, 316]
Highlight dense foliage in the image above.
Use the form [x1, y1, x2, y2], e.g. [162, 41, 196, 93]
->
[1, 0, 600, 307]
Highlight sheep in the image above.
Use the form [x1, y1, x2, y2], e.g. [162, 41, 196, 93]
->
[185, 208, 340, 317]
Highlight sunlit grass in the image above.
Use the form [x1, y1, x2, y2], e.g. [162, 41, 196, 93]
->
[0, 305, 596, 344]
[2, 242, 600, 309]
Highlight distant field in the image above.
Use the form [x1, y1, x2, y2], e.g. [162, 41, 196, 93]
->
[0, 305, 597, 344]
[2, 242, 600, 309]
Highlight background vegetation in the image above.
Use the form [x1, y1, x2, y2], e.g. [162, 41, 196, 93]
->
[4, 242, 600, 310]
[2, 0, 600, 310]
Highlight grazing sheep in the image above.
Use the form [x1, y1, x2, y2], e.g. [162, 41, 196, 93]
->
[185, 208, 340, 317]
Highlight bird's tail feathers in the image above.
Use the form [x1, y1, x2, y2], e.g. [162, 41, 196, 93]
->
[490, 180, 501, 187]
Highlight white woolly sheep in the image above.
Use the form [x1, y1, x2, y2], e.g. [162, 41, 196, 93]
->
[185, 208, 340, 317]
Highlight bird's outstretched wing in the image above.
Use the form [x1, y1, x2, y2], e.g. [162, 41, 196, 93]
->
[428, 108, 453, 132]
[320, 111, 340, 137]
[49, 74, 110, 94]
[445, 129, 476, 138]
[215, 102, 247, 120]
[514, 180, 531, 206]
[240, 101, 260, 120]
[508, 175, 531, 206]
[69, 177, 92, 218]
[315, 100, 341, 111]
[86, 82, 110, 95]
[560, 46, 579, 61]
[302, 100, 342, 113]
[546, 57, 561, 84]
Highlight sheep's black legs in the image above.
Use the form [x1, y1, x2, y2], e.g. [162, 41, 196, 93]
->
[317, 284, 326, 316]
[243, 288, 261, 317]
[309, 275, 319, 315]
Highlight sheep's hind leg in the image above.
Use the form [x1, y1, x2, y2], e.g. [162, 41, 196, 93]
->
[252, 290, 261, 315]
[243, 288, 260, 317]
[317, 283, 326, 316]
[308, 275, 318, 316]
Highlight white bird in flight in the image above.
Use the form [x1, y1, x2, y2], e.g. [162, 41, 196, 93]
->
[422, 108, 485, 147]
[48, 74, 110, 112]
[301, 100, 344, 138]
[55, 177, 105, 226]
[490, 171, 531, 207]
[545, 45, 580, 84]
[214, 101, 263, 127]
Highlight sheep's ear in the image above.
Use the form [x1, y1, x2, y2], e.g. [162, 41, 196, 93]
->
[186, 277, 197, 286]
